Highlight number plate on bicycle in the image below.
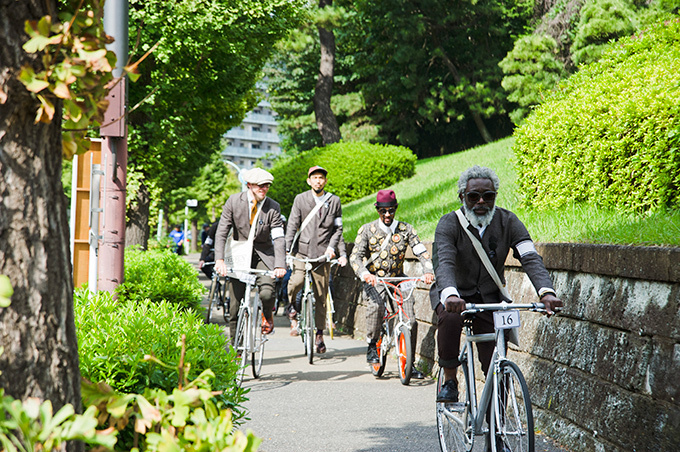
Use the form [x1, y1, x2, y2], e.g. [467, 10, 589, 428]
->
[236, 272, 257, 285]
[493, 309, 521, 329]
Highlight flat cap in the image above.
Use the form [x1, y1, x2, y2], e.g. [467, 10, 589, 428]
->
[243, 168, 274, 185]
[308, 165, 328, 177]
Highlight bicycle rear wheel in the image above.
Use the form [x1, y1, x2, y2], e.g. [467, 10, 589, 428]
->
[397, 325, 413, 385]
[251, 299, 265, 378]
[437, 366, 473, 452]
[205, 277, 219, 324]
[490, 360, 534, 452]
[305, 293, 315, 364]
[371, 329, 388, 377]
[234, 308, 249, 385]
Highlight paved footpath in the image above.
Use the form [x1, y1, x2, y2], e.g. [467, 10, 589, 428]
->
[185, 252, 569, 452]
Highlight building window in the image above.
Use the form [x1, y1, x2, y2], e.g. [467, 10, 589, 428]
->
[252, 144, 261, 149]
[252, 126, 261, 132]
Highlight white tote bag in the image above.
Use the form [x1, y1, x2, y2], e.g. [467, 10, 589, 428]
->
[224, 202, 261, 272]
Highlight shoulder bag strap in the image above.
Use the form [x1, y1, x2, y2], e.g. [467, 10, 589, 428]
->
[364, 222, 398, 268]
[455, 209, 512, 301]
[290, 192, 333, 252]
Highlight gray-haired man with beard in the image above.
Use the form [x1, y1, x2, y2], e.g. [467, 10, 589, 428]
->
[431, 166, 562, 414]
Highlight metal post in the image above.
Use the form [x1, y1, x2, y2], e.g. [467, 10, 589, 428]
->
[99, 0, 129, 295]
[157, 209, 164, 242]
[183, 206, 189, 255]
[89, 162, 104, 293]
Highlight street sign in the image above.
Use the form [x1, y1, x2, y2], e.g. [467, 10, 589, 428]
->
[186, 199, 198, 207]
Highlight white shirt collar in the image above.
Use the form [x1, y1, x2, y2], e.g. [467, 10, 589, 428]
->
[378, 219, 398, 234]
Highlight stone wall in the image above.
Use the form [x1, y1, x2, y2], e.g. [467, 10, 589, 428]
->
[330, 243, 680, 452]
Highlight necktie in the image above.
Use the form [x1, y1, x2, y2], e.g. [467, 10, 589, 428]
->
[250, 199, 257, 225]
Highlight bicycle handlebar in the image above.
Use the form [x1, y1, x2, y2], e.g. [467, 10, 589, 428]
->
[374, 275, 427, 283]
[462, 301, 562, 315]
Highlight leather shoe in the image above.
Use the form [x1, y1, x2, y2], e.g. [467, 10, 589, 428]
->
[261, 317, 274, 335]
[436, 379, 459, 403]
[315, 333, 326, 354]
[366, 343, 379, 364]
[411, 366, 425, 379]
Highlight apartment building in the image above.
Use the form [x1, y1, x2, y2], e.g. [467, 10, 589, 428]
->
[221, 99, 282, 169]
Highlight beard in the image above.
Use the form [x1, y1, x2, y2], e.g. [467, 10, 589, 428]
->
[465, 205, 496, 229]
[313, 187, 325, 194]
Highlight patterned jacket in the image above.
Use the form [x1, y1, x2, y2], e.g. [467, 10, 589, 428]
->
[350, 220, 433, 278]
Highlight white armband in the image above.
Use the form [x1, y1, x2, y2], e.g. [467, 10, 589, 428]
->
[271, 227, 285, 240]
[334, 217, 343, 227]
[412, 243, 427, 255]
[515, 240, 537, 257]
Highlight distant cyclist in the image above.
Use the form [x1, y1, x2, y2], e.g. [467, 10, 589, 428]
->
[198, 220, 219, 279]
[349, 189, 434, 378]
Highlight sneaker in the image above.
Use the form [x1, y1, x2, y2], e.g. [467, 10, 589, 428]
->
[315, 333, 326, 354]
[289, 319, 299, 336]
[261, 317, 274, 335]
[436, 379, 459, 403]
[366, 342, 379, 364]
[411, 366, 425, 379]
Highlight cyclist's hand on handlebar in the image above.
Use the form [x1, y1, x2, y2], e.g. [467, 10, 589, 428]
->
[273, 267, 287, 279]
[215, 260, 228, 277]
[324, 248, 336, 261]
[363, 273, 377, 287]
[198, 260, 205, 269]
[444, 295, 466, 313]
[337, 255, 348, 267]
[540, 294, 563, 317]
[423, 272, 434, 285]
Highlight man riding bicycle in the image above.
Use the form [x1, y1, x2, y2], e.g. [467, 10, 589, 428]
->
[286, 165, 348, 354]
[430, 165, 562, 451]
[350, 189, 434, 379]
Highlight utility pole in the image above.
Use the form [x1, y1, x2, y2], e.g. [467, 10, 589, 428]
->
[98, 0, 129, 294]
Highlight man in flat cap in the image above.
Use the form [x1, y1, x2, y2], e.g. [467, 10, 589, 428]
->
[350, 189, 434, 378]
[215, 167, 287, 343]
[285, 165, 347, 354]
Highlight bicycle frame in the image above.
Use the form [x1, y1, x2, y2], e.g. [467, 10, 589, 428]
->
[375, 277, 420, 353]
[437, 301, 548, 452]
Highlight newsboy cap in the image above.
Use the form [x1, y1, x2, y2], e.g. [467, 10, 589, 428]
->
[375, 189, 398, 207]
[308, 165, 328, 177]
[243, 168, 274, 185]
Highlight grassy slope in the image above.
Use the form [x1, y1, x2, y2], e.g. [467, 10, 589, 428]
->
[342, 137, 680, 246]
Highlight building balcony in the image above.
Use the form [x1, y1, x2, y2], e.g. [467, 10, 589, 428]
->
[224, 129, 280, 143]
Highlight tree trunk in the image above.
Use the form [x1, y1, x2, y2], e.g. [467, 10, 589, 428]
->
[126, 181, 151, 249]
[436, 47, 494, 144]
[314, 0, 342, 145]
[0, 3, 83, 450]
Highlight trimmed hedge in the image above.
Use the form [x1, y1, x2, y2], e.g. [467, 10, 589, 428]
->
[116, 247, 204, 311]
[514, 18, 680, 213]
[268, 141, 417, 216]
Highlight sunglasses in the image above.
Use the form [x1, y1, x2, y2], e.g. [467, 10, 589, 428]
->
[377, 207, 397, 215]
[465, 191, 497, 203]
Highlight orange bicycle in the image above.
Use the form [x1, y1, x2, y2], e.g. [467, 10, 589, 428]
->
[370, 276, 424, 385]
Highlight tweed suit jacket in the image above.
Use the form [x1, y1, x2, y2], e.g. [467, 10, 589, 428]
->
[214, 191, 286, 270]
[430, 207, 555, 310]
[350, 220, 433, 278]
[285, 190, 346, 258]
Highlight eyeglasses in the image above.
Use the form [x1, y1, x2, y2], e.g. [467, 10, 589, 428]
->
[377, 207, 397, 215]
[465, 191, 497, 203]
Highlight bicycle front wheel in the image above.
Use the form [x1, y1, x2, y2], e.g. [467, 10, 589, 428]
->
[326, 292, 334, 340]
[436, 366, 473, 452]
[371, 329, 388, 377]
[251, 300, 265, 378]
[205, 277, 219, 324]
[397, 325, 413, 385]
[234, 308, 249, 385]
[491, 360, 534, 452]
[305, 293, 315, 364]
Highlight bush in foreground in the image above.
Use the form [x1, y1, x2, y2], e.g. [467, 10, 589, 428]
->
[514, 18, 680, 213]
[117, 246, 204, 311]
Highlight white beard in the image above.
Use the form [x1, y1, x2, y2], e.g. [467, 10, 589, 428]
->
[464, 205, 496, 229]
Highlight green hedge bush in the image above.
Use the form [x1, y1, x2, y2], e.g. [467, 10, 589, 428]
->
[74, 289, 246, 422]
[268, 141, 417, 216]
[514, 18, 680, 213]
[116, 247, 204, 311]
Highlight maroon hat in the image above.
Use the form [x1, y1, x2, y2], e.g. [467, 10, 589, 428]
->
[375, 189, 398, 207]
[308, 165, 328, 177]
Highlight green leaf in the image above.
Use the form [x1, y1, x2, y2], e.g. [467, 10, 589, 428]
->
[18, 67, 49, 93]
[0, 275, 12, 307]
